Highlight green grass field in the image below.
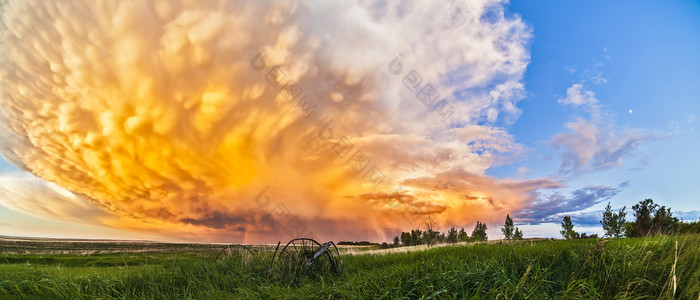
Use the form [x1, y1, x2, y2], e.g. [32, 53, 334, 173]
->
[1, 234, 698, 299]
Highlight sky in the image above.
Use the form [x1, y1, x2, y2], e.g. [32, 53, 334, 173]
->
[0, 0, 698, 243]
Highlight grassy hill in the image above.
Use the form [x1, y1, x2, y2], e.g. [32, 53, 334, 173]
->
[1, 234, 698, 299]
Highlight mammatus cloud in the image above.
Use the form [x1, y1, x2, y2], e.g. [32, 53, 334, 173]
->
[0, 0, 586, 242]
[551, 83, 655, 174]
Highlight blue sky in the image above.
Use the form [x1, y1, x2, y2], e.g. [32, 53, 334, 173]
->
[0, 1, 698, 241]
[488, 0, 700, 226]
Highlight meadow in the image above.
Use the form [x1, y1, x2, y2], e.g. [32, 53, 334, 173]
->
[0, 234, 698, 299]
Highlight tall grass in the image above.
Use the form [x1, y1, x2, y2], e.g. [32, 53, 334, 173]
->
[0, 234, 698, 299]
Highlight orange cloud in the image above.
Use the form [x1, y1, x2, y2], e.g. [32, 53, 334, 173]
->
[0, 0, 535, 242]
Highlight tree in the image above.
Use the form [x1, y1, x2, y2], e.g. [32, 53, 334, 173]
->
[458, 227, 469, 242]
[628, 199, 679, 237]
[410, 229, 423, 246]
[560, 216, 579, 239]
[600, 202, 627, 238]
[400, 231, 411, 246]
[579, 233, 598, 239]
[629, 199, 657, 237]
[392, 235, 400, 247]
[501, 214, 515, 240]
[678, 217, 700, 234]
[652, 206, 678, 235]
[513, 227, 523, 240]
[446, 226, 458, 243]
[623, 221, 634, 238]
[600, 202, 614, 236]
[438, 232, 446, 244]
[471, 221, 488, 241]
[423, 216, 439, 246]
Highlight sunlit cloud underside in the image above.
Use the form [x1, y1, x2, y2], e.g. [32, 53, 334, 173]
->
[0, 0, 642, 242]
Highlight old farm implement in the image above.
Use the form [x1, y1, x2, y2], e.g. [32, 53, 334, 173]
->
[215, 238, 342, 279]
[269, 238, 341, 278]
[215, 244, 255, 263]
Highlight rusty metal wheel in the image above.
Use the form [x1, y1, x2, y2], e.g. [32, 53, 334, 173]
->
[269, 238, 341, 279]
[216, 244, 254, 263]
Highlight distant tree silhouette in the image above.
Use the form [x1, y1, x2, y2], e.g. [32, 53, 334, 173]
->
[446, 226, 458, 243]
[579, 233, 599, 239]
[410, 229, 423, 246]
[678, 217, 700, 234]
[601, 202, 626, 238]
[560, 216, 579, 239]
[513, 227, 523, 240]
[423, 216, 439, 246]
[629, 199, 656, 237]
[458, 227, 469, 242]
[400, 231, 411, 246]
[471, 221, 488, 241]
[437, 232, 446, 244]
[501, 214, 515, 240]
[627, 199, 679, 237]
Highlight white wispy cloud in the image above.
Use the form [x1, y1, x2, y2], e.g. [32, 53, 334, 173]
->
[515, 181, 628, 225]
[0, 172, 110, 225]
[551, 117, 654, 174]
[558, 83, 598, 108]
[551, 83, 656, 174]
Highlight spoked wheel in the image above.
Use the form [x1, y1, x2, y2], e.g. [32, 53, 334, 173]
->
[216, 244, 254, 263]
[269, 238, 341, 279]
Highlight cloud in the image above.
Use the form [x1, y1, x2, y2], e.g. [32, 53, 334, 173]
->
[373, 170, 564, 228]
[0, 172, 111, 225]
[551, 83, 656, 174]
[551, 118, 654, 174]
[515, 182, 628, 225]
[675, 210, 700, 222]
[581, 60, 608, 85]
[558, 83, 598, 108]
[0, 0, 532, 242]
[565, 211, 606, 227]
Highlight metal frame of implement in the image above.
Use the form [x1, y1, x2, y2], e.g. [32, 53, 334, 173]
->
[215, 238, 342, 278]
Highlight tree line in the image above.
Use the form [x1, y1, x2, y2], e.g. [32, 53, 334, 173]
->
[382, 198, 698, 248]
[382, 214, 524, 249]
[381, 217, 494, 249]
[559, 198, 700, 239]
